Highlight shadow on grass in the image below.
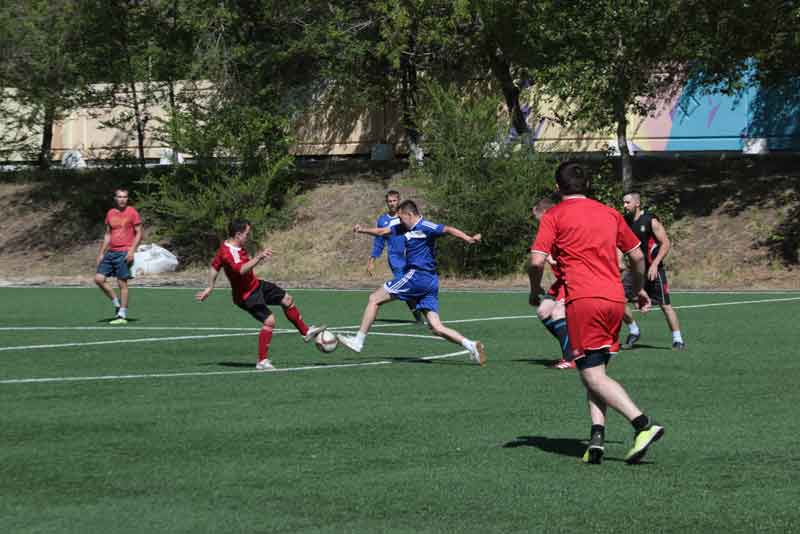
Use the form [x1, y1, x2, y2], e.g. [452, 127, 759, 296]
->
[512, 357, 561, 367]
[96, 317, 140, 323]
[374, 318, 421, 325]
[503, 435, 625, 461]
[622, 344, 670, 351]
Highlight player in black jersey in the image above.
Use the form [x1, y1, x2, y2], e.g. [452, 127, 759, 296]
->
[621, 192, 685, 350]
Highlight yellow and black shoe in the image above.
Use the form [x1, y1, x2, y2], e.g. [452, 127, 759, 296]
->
[582, 433, 605, 464]
[625, 424, 664, 464]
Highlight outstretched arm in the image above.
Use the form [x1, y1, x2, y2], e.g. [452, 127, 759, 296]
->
[443, 226, 481, 244]
[354, 224, 391, 237]
[196, 267, 221, 302]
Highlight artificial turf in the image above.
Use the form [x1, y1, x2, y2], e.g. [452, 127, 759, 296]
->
[1, 287, 799, 533]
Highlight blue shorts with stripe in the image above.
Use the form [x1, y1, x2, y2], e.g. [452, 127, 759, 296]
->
[383, 269, 439, 312]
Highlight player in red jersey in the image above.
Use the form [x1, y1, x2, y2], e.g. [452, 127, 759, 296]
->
[195, 219, 325, 371]
[531, 196, 574, 369]
[95, 188, 142, 325]
[528, 162, 664, 465]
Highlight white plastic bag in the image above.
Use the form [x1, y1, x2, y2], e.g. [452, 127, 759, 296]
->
[131, 244, 179, 277]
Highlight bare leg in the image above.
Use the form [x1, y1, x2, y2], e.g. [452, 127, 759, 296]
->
[94, 273, 117, 302]
[118, 279, 129, 309]
[579, 365, 642, 422]
[424, 311, 466, 345]
[587, 389, 607, 426]
[661, 304, 681, 332]
[358, 287, 394, 334]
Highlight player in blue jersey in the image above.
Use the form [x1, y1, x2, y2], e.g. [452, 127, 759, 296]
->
[365, 191, 424, 323]
[338, 199, 486, 365]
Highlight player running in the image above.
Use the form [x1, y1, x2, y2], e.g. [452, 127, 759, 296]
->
[365, 190, 424, 324]
[531, 196, 574, 369]
[529, 162, 664, 465]
[337, 199, 486, 366]
[195, 219, 325, 371]
[621, 192, 685, 350]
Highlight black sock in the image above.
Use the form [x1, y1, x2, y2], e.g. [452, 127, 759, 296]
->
[590, 424, 605, 439]
[541, 317, 559, 339]
[632, 414, 650, 433]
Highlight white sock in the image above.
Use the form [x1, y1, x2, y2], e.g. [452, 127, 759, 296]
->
[112, 297, 120, 307]
[461, 338, 476, 352]
[672, 330, 683, 343]
[118, 307, 127, 318]
[355, 331, 366, 347]
[629, 321, 640, 336]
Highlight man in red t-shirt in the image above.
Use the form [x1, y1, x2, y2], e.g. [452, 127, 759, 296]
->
[528, 162, 664, 465]
[95, 188, 142, 325]
[195, 219, 325, 371]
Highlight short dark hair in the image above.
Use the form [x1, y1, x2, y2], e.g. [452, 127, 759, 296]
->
[385, 190, 400, 200]
[397, 199, 419, 215]
[228, 219, 251, 237]
[554, 161, 590, 195]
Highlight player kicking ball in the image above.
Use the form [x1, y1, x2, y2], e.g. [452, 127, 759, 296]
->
[337, 200, 486, 366]
[195, 219, 325, 371]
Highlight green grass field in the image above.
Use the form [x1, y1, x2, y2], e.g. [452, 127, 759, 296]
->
[2, 287, 799, 533]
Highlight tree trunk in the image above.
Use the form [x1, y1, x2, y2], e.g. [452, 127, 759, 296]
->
[129, 80, 147, 167]
[37, 101, 55, 170]
[615, 95, 634, 192]
[400, 14, 421, 163]
[487, 46, 528, 137]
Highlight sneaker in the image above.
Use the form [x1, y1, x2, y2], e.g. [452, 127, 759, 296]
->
[468, 341, 486, 366]
[302, 324, 327, 343]
[621, 332, 640, 350]
[672, 341, 686, 351]
[109, 317, 128, 325]
[336, 334, 363, 353]
[255, 359, 275, 371]
[582, 433, 605, 464]
[625, 423, 665, 464]
[549, 359, 576, 369]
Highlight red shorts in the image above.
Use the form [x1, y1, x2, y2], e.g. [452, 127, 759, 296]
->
[547, 279, 566, 301]
[565, 298, 624, 359]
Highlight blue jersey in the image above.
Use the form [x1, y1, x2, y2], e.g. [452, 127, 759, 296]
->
[391, 218, 445, 273]
[371, 213, 407, 273]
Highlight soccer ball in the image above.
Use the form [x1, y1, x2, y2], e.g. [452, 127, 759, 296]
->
[315, 329, 338, 353]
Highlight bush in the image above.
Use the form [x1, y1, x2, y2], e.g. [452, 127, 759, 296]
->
[137, 155, 296, 264]
[413, 82, 559, 277]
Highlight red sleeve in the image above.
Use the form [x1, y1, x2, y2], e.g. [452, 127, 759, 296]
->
[104, 210, 111, 226]
[531, 212, 556, 255]
[210, 248, 225, 271]
[616, 212, 640, 253]
[130, 208, 142, 225]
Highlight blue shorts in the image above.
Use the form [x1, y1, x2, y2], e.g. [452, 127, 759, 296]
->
[383, 269, 439, 312]
[97, 251, 132, 280]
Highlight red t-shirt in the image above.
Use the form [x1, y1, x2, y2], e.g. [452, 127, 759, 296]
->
[531, 197, 640, 303]
[211, 242, 260, 303]
[105, 206, 142, 252]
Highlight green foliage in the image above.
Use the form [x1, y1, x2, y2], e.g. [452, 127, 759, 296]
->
[137, 156, 296, 264]
[413, 82, 558, 277]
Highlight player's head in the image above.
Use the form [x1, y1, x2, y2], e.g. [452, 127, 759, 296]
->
[397, 199, 421, 227]
[622, 192, 641, 215]
[113, 188, 129, 209]
[532, 196, 556, 221]
[554, 161, 590, 195]
[228, 219, 251, 243]
[385, 190, 401, 214]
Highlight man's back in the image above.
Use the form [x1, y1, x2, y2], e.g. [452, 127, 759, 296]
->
[533, 197, 639, 303]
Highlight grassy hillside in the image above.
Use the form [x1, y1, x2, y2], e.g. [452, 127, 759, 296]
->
[0, 156, 799, 289]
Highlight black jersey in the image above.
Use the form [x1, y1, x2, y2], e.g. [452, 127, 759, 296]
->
[626, 212, 661, 266]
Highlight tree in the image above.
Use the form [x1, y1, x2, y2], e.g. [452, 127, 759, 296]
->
[532, 0, 692, 191]
[0, 0, 86, 168]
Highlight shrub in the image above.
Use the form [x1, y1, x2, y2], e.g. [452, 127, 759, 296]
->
[413, 82, 559, 277]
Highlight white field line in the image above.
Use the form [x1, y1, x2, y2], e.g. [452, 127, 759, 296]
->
[0, 360, 393, 384]
[0, 350, 472, 385]
[0, 326, 284, 332]
[1, 295, 798, 352]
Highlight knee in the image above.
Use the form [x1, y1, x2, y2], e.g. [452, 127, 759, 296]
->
[282, 294, 294, 308]
[368, 292, 383, 307]
[94, 274, 105, 285]
[536, 308, 550, 321]
[263, 316, 276, 329]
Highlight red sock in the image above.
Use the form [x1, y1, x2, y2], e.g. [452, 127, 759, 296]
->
[283, 305, 308, 335]
[258, 326, 273, 360]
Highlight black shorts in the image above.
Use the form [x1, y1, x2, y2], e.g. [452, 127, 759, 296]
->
[623, 268, 671, 306]
[237, 281, 286, 322]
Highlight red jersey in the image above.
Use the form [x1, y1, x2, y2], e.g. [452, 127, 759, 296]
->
[532, 197, 640, 303]
[211, 242, 260, 303]
[105, 206, 141, 252]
